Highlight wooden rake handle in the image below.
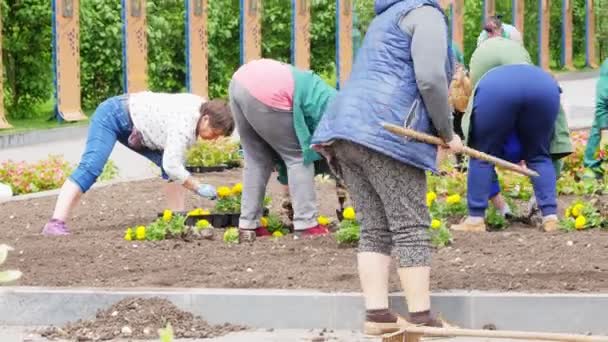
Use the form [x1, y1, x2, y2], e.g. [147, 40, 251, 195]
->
[384, 326, 608, 342]
[382, 123, 539, 178]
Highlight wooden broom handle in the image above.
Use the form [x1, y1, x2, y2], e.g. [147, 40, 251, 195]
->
[390, 326, 608, 341]
[383, 123, 539, 178]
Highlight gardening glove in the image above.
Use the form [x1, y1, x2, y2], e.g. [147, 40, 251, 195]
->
[196, 184, 217, 200]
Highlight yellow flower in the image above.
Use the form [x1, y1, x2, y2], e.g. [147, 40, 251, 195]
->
[272, 231, 284, 238]
[217, 186, 232, 198]
[124, 228, 134, 241]
[187, 209, 201, 216]
[446, 194, 462, 205]
[571, 203, 584, 218]
[431, 219, 442, 230]
[188, 208, 210, 216]
[426, 192, 437, 207]
[231, 183, 243, 195]
[162, 209, 173, 222]
[565, 207, 572, 218]
[196, 219, 211, 229]
[575, 215, 586, 230]
[343, 207, 356, 220]
[260, 217, 269, 228]
[135, 226, 146, 240]
[317, 215, 331, 226]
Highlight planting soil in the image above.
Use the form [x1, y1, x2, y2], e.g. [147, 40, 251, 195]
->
[39, 297, 246, 340]
[1, 169, 607, 292]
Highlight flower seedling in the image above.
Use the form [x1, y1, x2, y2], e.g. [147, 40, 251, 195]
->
[195, 219, 212, 231]
[427, 219, 452, 248]
[430, 219, 441, 229]
[146, 219, 169, 241]
[485, 206, 508, 230]
[223, 228, 240, 244]
[124, 227, 135, 241]
[265, 214, 289, 236]
[426, 192, 437, 207]
[135, 226, 146, 240]
[162, 209, 173, 222]
[214, 183, 271, 215]
[335, 207, 360, 245]
[317, 215, 331, 226]
[342, 206, 356, 221]
[214, 185, 240, 214]
[260, 216, 269, 228]
[127, 210, 188, 241]
[186, 137, 242, 168]
[560, 200, 604, 231]
[0, 245, 21, 284]
[231, 183, 243, 195]
[187, 208, 210, 216]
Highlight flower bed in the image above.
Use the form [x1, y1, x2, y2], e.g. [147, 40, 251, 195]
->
[0, 155, 119, 195]
[2, 171, 608, 292]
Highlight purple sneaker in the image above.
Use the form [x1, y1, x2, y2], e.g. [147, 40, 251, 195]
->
[42, 219, 70, 236]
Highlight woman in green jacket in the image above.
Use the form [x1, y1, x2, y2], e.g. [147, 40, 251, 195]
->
[583, 59, 608, 175]
[453, 37, 572, 232]
[229, 58, 336, 239]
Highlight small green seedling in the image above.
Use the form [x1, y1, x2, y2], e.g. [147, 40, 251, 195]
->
[158, 322, 174, 342]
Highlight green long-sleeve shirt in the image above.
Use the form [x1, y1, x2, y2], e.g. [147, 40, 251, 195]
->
[275, 67, 337, 185]
[583, 59, 608, 169]
[596, 59, 608, 128]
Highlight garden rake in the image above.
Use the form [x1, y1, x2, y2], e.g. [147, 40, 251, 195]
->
[382, 326, 608, 342]
[382, 123, 539, 178]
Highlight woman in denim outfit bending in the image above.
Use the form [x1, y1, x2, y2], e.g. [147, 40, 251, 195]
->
[42, 92, 234, 236]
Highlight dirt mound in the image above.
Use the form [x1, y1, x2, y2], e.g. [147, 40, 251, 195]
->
[40, 297, 247, 341]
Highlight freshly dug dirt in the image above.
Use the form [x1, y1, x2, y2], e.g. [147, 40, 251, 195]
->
[1, 169, 607, 292]
[39, 297, 247, 341]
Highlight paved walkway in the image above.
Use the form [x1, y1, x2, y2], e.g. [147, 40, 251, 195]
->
[559, 76, 597, 129]
[0, 77, 598, 182]
[0, 138, 161, 181]
[0, 326, 559, 342]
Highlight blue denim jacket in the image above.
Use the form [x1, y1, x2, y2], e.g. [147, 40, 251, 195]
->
[311, 0, 453, 172]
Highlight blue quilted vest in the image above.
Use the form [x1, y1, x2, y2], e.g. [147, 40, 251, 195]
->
[311, 0, 453, 172]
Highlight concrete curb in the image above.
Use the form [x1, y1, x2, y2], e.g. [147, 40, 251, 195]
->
[0, 287, 606, 335]
[0, 125, 88, 149]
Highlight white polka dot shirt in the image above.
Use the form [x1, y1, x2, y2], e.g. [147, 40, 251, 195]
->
[128, 91, 206, 184]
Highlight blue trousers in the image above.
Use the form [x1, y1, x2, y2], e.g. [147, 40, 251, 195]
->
[489, 132, 521, 198]
[468, 64, 560, 217]
[70, 95, 168, 193]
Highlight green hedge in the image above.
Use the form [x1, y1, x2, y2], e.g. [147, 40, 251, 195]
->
[1, 0, 606, 120]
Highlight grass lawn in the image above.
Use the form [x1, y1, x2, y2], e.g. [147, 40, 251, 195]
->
[0, 100, 94, 135]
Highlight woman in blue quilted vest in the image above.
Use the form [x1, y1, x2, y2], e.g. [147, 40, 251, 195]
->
[312, 0, 462, 335]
